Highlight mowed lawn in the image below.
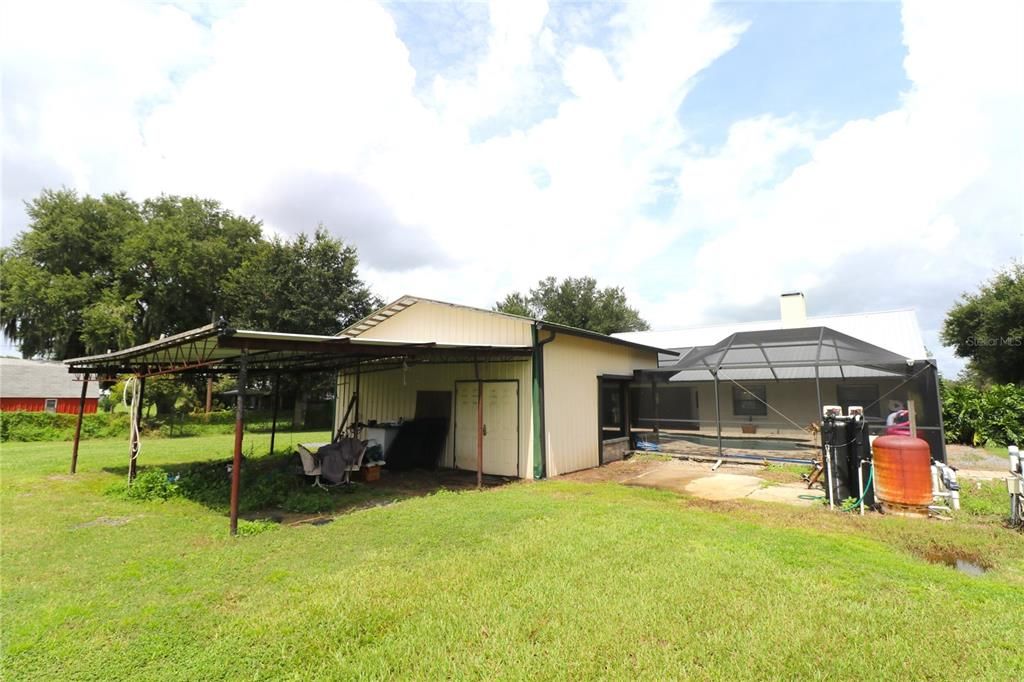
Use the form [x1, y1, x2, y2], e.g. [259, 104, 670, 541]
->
[2, 434, 1023, 680]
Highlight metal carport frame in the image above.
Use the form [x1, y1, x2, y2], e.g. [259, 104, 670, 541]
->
[64, 319, 532, 534]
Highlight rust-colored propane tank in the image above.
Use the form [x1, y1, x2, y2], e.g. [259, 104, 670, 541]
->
[872, 435, 933, 509]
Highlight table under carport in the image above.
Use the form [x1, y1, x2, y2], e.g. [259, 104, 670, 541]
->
[63, 320, 532, 534]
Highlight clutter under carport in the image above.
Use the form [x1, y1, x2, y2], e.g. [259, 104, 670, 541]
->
[63, 320, 530, 534]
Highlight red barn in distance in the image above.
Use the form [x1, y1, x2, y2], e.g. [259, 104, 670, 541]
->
[0, 358, 100, 414]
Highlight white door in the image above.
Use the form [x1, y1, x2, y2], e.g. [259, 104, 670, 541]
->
[454, 381, 519, 477]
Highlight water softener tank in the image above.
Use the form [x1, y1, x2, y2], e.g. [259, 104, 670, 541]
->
[872, 435, 932, 512]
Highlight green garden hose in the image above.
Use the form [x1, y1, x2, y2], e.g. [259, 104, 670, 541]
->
[840, 465, 874, 512]
[798, 464, 874, 508]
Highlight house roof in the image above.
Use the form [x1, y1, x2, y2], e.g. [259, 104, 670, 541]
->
[614, 308, 927, 366]
[339, 295, 678, 357]
[0, 358, 100, 398]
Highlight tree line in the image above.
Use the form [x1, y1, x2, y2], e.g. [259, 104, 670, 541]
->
[0, 189, 383, 358]
[0, 188, 651, 420]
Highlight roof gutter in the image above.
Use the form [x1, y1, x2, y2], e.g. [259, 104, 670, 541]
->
[532, 323, 556, 480]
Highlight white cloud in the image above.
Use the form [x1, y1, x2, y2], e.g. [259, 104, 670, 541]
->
[628, 0, 1023, 374]
[2, 0, 1021, 373]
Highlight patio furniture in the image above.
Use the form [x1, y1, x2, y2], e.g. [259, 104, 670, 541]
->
[297, 437, 367, 489]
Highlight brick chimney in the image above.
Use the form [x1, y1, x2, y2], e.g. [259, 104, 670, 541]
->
[780, 292, 807, 328]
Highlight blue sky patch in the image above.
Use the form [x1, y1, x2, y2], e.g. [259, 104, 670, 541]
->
[679, 1, 910, 149]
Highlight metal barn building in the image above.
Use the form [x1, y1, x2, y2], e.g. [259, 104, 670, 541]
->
[336, 296, 672, 478]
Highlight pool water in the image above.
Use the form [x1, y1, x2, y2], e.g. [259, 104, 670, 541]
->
[668, 434, 812, 452]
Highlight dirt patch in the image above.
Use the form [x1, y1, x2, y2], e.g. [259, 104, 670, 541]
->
[74, 516, 136, 529]
[562, 458, 667, 483]
[748, 483, 822, 506]
[920, 545, 992, 574]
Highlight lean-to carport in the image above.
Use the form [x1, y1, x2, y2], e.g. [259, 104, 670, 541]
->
[64, 320, 532, 534]
[635, 326, 947, 460]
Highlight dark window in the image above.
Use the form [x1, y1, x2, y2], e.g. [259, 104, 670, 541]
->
[601, 381, 627, 438]
[836, 384, 880, 418]
[658, 386, 695, 428]
[732, 385, 767, 416]
[44, 398, 58, 413]
[629, 384, 697, 429]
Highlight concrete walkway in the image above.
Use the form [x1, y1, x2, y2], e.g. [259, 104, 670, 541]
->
[956, 468, 1008, 481]
[593, 459, 820, 506]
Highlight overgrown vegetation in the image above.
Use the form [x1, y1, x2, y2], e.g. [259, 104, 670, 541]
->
[0, 411, 129, 442]
[2, 434, 1021, 679]
[165, 452, 347, 514]
[106, 468, 179, 501]
[957, 478, 1011, 522]
[941, 379, 1024, 446]
[0, 408, 332, 443]
[95, 446, 391, 515]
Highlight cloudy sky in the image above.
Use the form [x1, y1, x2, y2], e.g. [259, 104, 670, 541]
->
[2, 0, 1022, 373]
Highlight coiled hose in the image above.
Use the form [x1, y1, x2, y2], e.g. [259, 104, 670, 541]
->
[123, 376, 142, 481]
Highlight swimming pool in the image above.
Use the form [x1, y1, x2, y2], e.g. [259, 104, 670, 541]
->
[666, 434, 813, 452]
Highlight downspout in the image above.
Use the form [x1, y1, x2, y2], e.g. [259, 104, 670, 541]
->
[532, 323, 556, 479]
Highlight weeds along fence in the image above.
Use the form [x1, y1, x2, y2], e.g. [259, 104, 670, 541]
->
[0, 406, 334, 443]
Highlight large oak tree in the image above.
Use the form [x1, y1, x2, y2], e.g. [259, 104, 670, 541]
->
[1, 189, 263, 358]
[2, 190, 381, 422]
[494, 276, 649, 335]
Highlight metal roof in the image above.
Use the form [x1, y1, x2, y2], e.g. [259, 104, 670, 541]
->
[1, 358, 100, 398]
[641, 326, 914, 383]
[64, 321, 533, 377]
[339, 295, 678, 357]
[614, 308, 927, 363]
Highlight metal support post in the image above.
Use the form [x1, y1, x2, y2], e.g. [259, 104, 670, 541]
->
[476, 379, 484, 490]
[713, 371, 723, 458]
[269, 371, 281, 455]
[70, 377, 89, 474]
[229, 351, 248, 536]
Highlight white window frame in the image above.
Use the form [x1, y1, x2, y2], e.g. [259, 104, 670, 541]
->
[44, 398, 58, 413]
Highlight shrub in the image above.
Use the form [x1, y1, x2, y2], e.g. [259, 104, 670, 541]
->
[171, 453, 309, 512]
[107, 468, 179, 501]
[235, 519, 280, 537]
[942, 380, 1024, 446]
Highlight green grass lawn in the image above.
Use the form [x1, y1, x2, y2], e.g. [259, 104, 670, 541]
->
[3, 434, 1023, 680]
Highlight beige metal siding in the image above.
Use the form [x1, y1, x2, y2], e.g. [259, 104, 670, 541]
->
[543, 334, 657, 475]
[337, 359, 534, 477]
[350, 300, 532, 346]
